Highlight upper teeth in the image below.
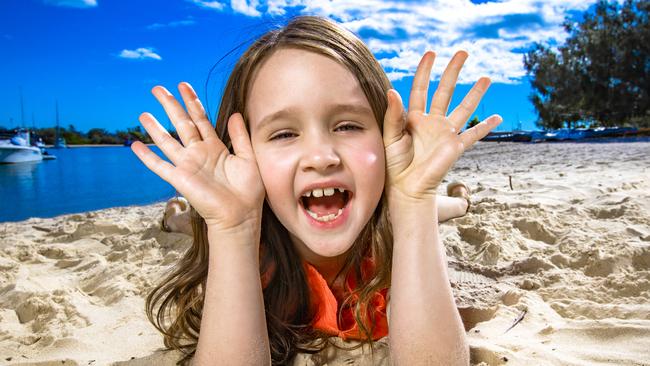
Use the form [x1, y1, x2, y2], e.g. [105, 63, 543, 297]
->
[302, 187, 346, 198]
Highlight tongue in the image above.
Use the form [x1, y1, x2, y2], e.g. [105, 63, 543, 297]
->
[304, 192, 345, 216]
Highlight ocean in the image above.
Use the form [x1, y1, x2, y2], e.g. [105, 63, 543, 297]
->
[0, 146, 176, 222]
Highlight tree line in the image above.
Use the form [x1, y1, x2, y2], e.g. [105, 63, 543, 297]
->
[0, 125, 182, 145]
[524, 0, 648, 129]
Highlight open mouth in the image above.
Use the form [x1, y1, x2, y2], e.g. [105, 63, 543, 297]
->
[299, 188, 352, 223]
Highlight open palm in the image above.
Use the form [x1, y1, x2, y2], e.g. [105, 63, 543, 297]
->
[131, 83, 265, 231]
[383, 51, 502, 203]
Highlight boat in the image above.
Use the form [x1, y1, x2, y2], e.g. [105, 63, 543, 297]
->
[481, 131, 515, 142]
[53, 100, 67, 149]
[32, 135, 57, 160]
[54, 137, 67, 148]
[42, 150, 57, 160]
[482, 126, 642, 143]
[0, 129, 43, 164]
[124, 136, 133, 147]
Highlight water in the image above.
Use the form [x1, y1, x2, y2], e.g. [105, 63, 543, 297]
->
[0, 146, 176, 222]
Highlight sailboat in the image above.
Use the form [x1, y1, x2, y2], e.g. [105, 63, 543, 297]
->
[53, 100, 67, 148]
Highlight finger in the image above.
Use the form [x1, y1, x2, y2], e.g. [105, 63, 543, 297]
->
[177, 82, 218, 141]
[429, 50, 468, 116]
[383, 89, 406, 146]
[448, 77, 491, 130]
[228, 113, 255, 160]
[152, 86, 202, 147]
[130, 141, 177, 184]
[139, 112, 183, 163]
[459, 114, 503, 149]
[408, 51, 436, 113]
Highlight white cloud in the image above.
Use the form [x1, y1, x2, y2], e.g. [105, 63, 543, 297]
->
[190, 0, 226, 10]
[192, 0, 602, 84]
[232, 0, 262, 17]
[192, 0, 262, 16]
[147, 19, 196, 30]
[43, 0, 97, 8]
[118, 48, 162, 61]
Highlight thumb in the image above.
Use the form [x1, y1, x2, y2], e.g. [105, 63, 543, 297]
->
[227, 113, 254, 160]
[383, 89, 406, 146]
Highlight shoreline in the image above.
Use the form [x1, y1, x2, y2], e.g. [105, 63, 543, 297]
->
[35, 137, 650, 151]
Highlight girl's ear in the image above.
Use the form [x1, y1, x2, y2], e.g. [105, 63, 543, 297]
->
[383, 89, 405, 146]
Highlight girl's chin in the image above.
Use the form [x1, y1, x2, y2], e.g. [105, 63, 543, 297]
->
[306, 243, 352, 259]
[292, 237, 355, 261]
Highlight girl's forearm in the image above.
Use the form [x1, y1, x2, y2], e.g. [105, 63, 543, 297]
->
[388, 197, 469, 366]
[193, 226, 270, 366]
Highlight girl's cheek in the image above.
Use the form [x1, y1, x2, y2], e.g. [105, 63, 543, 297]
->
[344, 137, 386, 169]
[256, 148, 299, 190]
[344, 139, 386, 187]
[364, 151, 380, 166]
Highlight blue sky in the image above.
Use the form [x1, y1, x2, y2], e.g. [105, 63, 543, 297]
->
[0, 0, 599, 133]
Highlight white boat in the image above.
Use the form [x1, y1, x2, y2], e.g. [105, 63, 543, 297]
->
[0, 130, 43, 164]
[54, 137, 67, 148]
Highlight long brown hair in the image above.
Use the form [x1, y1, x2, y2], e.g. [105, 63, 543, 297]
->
[146, 15, 395, 365]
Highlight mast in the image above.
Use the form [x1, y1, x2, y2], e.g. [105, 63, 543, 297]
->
[20, 88, 25, 129]
[55, 100, 60, 145]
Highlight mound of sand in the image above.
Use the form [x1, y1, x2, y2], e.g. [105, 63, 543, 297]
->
[1, 141, 648, 365]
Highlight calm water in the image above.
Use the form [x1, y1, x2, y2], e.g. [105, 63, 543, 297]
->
[0, 146, 176, 222]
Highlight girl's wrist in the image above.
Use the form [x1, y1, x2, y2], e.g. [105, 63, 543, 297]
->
[387, 188, 437, 211]
[387, 190, 438, 228]
[206, 217, 262, 250]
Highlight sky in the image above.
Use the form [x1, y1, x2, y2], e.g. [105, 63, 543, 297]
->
[0, 0, 602, 133]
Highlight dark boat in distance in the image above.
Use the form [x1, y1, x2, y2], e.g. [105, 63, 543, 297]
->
[482, 127, 648, 143]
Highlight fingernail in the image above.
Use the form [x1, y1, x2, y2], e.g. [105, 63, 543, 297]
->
[154, 87, 171, 96]
[183, 82, 195, 93]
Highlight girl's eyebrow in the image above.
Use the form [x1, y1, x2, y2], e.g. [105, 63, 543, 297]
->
[256, 103, 373, 130]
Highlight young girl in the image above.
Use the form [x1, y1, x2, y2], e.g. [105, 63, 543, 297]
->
[131, 16, 501, 365]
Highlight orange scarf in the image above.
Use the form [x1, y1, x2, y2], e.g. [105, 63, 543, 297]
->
[260, 249, 389, 341]
[303, 260, 388, 341]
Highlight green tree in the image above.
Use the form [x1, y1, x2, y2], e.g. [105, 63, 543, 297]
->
[524, 0, 649, 128]
[467, 116, 480, 129]
[61, 125, 88, 145]
[87, 128, 108, 144]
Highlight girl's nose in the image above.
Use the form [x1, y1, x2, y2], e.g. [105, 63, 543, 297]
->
[299, 137, 341, 173]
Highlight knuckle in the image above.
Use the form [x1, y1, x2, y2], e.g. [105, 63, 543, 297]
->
[180, 118, 195, 126]
[162, 136, 176, 149]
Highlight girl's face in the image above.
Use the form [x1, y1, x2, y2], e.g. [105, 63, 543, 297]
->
[247, 48, 385, 265]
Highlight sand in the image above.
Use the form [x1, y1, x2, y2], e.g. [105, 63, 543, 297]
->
[1, 141, 649, 365]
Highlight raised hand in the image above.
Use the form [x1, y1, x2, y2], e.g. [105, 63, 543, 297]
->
[383, 51, 502, 204]
[131, 82, 265, 232]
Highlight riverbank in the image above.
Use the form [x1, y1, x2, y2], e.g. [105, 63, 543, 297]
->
[1, 141, 649, 365]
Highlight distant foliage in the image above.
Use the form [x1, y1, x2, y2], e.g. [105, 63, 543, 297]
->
[524, 0, 649, 129]
[467, 116, 480, 129]
[0, 125, 155, 145]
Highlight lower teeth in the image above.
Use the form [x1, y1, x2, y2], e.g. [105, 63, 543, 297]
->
[307, 208, 343, 222]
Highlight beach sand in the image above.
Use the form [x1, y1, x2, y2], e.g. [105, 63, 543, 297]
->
[1, 141, 649, 365]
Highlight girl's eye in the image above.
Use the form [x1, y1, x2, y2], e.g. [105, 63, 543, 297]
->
[270, 124, 361, 141]
[270, 131, 296, 141]
[335, 124, 361, 132]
